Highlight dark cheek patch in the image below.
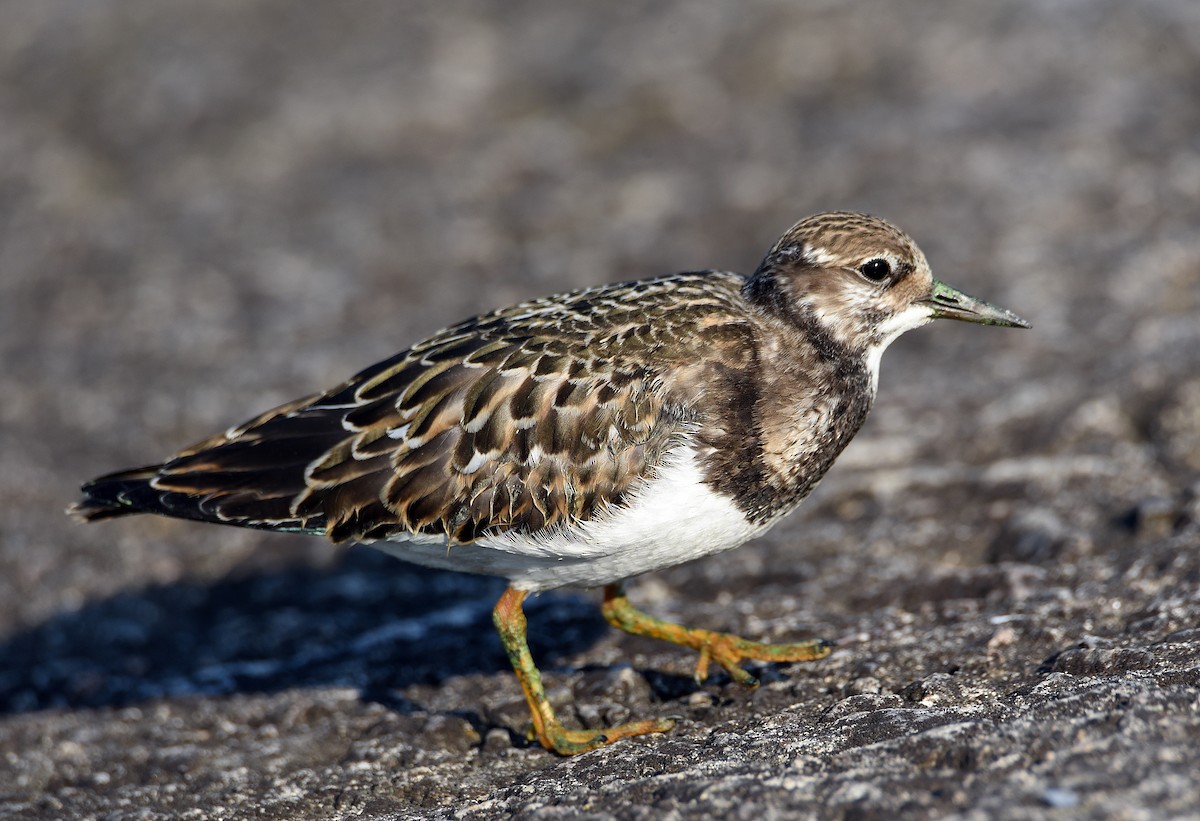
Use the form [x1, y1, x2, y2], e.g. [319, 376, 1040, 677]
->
[891, 267, 932, 306]
[888, 261, 916, 288]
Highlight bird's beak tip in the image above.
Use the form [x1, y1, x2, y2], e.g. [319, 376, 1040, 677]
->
[924, 280, 1030, 329]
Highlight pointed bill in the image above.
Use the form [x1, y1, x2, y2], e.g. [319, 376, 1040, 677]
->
[921, 280, 1030, 328]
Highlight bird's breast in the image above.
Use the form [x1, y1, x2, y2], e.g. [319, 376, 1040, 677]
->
[693, 340, 875, 525]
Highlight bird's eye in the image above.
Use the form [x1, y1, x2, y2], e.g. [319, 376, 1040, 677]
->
[859, 258, 892, 282]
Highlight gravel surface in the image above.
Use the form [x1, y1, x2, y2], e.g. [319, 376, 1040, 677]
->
[2, 1, 1198, 818]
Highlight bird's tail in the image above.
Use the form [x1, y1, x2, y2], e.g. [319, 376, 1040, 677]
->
[69, 465, 166, 520]
[69, 464, 218, 524]
[68, 393, 336, 535]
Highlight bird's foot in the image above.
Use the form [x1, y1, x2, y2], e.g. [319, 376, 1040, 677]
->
[601, 583, 834, 687]
[692, 632, 835, 685]
[495, 586, 677, 755]
[527, 716, 677, 756]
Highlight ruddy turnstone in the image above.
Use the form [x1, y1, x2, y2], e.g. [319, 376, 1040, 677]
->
[72, 212, 1029, 754]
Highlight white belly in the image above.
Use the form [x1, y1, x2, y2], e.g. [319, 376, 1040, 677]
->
[371, 445, 767, 591]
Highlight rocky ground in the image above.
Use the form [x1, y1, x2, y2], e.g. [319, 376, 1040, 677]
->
[1, 1, 1198, 818]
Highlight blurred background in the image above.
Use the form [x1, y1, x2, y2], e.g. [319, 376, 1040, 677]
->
[0, 0, 1197, 815]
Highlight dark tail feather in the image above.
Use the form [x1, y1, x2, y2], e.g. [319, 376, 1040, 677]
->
[69, 396, 348, 535]
[69, 465, 324, 534]
[69, 466, 167, 521]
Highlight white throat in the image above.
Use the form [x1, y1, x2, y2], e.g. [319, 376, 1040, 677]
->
[864, 303, 935, 391]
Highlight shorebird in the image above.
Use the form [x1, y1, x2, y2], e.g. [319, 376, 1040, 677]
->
[73, 211, 1028, 754]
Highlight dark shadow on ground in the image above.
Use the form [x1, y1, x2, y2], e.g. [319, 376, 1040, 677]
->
[0, 548, 606, 714]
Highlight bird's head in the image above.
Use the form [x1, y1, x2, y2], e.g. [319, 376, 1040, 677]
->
[744, 212, 1029, 361]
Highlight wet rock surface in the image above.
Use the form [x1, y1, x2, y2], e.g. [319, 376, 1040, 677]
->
[2, 2, 1198, 818]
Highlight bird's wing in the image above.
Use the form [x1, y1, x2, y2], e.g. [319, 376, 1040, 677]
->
[79, 272, 753, 545]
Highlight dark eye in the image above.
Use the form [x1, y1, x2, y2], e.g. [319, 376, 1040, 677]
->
[859, 258, 892, 282]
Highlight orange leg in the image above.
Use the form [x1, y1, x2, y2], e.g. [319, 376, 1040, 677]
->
[493, 587, 676, 755]
[601, 583, 834, 686]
